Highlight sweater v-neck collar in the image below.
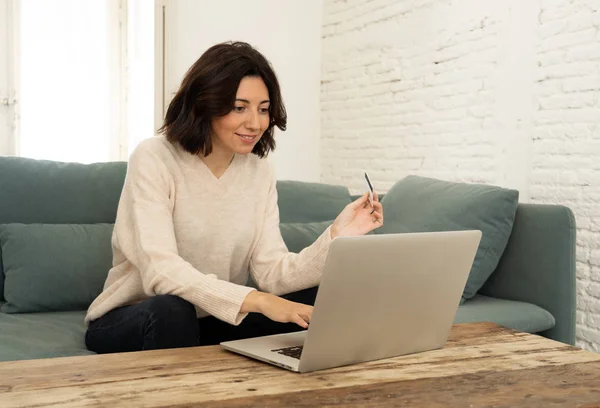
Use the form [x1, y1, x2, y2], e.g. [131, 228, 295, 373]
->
[174, 142, 243, 196]
[198, 153, 241, 185]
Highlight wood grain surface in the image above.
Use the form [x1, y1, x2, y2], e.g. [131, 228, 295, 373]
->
[1, 323, 599, 407]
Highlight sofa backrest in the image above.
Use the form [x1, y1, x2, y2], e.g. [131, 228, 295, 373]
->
[0, 157, 127, 225]
[0, 156, 352, 303]
[277, 180, 351, 223]
[0, 156, 351, 226]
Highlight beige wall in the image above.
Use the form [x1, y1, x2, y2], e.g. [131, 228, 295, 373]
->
[161, 0, 324, 182]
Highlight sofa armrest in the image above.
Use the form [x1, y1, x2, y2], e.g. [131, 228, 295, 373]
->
[479, 203, 576, 345]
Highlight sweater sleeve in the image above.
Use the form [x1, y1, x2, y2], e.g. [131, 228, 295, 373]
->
[115, 143, 255, 325]
[249, 167, 333, 295]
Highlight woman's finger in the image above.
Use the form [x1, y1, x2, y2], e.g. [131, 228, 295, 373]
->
[370, 210, 384, 224]
[299, 309, 312, 323]
[350, 192, 370, 210]
[367, 201, 382, 215]
[374, 190, 380, 202]
[292, 314, 309, 328]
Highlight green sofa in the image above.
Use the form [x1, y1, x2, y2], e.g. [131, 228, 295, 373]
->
[0, 156, 576, 362]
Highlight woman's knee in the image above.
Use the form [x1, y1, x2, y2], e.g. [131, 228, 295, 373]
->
[85, 295, 199, 353]
[142, 295, 199, 349]
[145, 295, 197, 322]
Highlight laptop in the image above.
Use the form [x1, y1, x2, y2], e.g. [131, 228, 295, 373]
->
[221, 230, 482, 373]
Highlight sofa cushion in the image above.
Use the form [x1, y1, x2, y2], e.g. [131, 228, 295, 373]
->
[0, 223, 113, 313]
[280, 221, 333, 253]
[0, 156, 126, 302]
[378, 175, 519, 302]
[276, 181, 351, 223]
[0, 310, 93, 362]
[454, 295, 556, 334]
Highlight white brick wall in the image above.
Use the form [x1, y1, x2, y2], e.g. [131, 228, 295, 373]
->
[533, 0, 600, 352]
[322, 0, 600, 351]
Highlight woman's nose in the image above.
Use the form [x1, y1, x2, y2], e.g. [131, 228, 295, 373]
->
[245, 111, 260, 130]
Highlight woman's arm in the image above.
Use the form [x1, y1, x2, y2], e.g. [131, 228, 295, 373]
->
[249, 169, 333, 295]
[249, 165, 384, 296]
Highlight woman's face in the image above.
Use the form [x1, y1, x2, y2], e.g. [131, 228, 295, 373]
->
[211, 76, 270, 156]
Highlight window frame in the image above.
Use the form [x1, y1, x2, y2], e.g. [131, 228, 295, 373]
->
[0, 0, 19, 156]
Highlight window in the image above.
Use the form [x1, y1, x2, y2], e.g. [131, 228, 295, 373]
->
[2, 0, 155, 163]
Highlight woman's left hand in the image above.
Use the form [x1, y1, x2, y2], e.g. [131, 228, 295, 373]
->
[330, 191, 384, 239]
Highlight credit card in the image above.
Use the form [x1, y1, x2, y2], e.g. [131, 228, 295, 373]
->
[364, 172, 374, 207]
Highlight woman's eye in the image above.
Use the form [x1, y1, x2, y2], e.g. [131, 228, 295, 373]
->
[233, 106, 245, 113]
[260, 108, 269, 114]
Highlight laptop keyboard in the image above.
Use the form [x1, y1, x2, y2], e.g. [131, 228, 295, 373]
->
[271, 345, 303, 360]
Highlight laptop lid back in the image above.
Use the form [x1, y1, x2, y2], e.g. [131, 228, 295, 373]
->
[298, 230, 481, 373]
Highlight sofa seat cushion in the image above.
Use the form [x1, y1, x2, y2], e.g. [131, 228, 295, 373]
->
[454, 295, 555, 334]
[0, 310, 92, 362]
[0, 296, 555, 362]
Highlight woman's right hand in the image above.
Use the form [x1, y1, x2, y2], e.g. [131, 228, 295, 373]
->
[241, 291, 313, 329]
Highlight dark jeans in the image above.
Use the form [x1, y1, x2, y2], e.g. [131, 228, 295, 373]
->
[85, 287, 318, 354]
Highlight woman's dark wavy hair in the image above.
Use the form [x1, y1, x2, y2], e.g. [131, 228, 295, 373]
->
[158, 41, 287, 158]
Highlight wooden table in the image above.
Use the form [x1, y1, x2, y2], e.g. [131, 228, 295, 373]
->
[1, 322, 600, 407]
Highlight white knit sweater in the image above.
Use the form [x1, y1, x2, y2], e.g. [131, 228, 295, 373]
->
[85, 136, 332, 326]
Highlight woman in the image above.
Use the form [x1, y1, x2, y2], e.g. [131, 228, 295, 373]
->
[85, 41, 384, 353]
